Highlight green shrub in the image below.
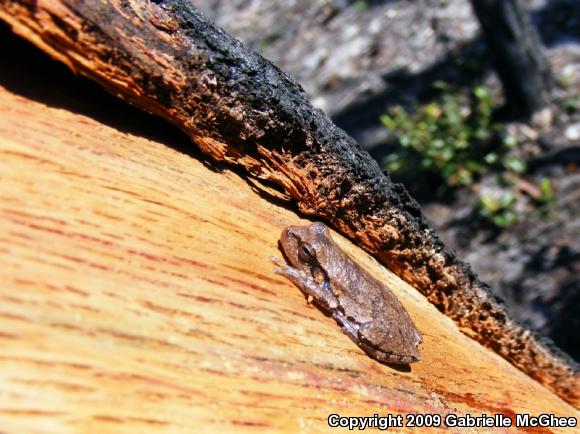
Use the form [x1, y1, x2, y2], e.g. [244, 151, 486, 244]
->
[380, 83, 559, 228]
[380, 84, 498, 187]
[478, 192, 518, 228]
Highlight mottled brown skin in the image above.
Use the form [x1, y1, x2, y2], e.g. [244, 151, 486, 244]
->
[272, 223, 422, 365]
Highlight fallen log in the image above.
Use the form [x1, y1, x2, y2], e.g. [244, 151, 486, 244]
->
[0, 72, 577, 434]
[0, 0, 577, 407]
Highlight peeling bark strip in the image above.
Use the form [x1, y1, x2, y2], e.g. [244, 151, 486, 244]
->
[0, 0, 577, 405]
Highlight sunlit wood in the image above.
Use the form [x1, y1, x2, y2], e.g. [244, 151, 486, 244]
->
[0, 87, 577, 433]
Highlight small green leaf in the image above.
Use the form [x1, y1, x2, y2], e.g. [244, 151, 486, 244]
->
[480, 195, 499, 212]
[539, 178, 553, 197]
[503, 156, 527, 173]
[354, 0, 368, 11]
[473, 85, 489, 100]
[499, 192, 516, 208]
[484, 153, 498, 164]
[492, 211, 517, 227]
[464, 160, 483, 172]
[503, 134, 519, 149]
[457, 169, 473, 186]
[432, 81, 448, 91]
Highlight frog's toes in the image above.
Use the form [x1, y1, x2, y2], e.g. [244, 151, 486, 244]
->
[271, 264, 295, 279]
[272, 265, 290, 277]
[270, 256, 286, 268]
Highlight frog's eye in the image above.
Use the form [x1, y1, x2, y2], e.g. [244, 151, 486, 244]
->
[300, 244, 316, 261]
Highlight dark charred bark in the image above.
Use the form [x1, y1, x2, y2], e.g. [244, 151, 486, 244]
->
[469, 0, 553, 119]
[0, 0, 577, 405]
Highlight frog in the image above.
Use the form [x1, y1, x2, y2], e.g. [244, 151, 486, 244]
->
[271, 222, 422, 365]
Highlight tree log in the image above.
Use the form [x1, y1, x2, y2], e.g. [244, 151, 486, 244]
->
[0, 79, 577, 434]
[0, 0, 577, 407]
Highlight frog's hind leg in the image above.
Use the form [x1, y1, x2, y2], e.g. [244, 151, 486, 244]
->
[358, 322, 418, 365]
[333, 311, 361, 344]
[333, 312, 397, 364]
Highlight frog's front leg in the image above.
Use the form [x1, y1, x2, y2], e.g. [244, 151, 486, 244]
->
[270, 256, 339, 310]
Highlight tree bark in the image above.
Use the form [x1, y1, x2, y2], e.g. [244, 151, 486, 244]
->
[470, 0, 553, 119]
[0, 0, 577, 406]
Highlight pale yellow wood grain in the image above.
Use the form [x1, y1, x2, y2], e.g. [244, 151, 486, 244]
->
[0, 87, 577, 433]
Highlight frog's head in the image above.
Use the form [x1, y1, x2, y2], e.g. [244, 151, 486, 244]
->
[279, 222, 331, 275]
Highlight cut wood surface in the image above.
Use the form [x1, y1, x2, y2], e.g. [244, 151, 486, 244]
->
[0, 86, 578, 433]
[0, 1, 577, 405]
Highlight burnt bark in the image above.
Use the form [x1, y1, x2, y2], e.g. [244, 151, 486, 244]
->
[469, 0, 553, 119]
[0, 0, 577, 405]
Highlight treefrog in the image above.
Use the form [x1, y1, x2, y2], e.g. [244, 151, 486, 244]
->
[272, 222, 422, 365]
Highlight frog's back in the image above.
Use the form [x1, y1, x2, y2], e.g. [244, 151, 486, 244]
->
[322, 241, 407, 320]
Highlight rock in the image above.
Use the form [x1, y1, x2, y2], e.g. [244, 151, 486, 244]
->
[531, 107, 553, 130]
[564, 122, 580, 142]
